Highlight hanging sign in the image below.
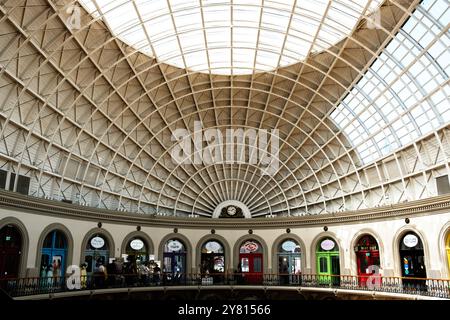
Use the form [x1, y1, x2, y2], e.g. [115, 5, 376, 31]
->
[320, 239, 335, 251]
[167, 240, 183, 252]
[242, 241, 259, 253]
[90, 236, 105, 249]
[403, 234, 419, 248]
[205, 241, 222, 253]
[281, 241, 297, 252]
[130, 239, 144, 250]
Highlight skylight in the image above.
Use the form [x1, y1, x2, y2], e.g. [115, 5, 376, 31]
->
[331, 0, 450, 164]
[78, 0, 382, 75]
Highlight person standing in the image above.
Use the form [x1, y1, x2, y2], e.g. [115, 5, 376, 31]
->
[80, 263, 87, 289]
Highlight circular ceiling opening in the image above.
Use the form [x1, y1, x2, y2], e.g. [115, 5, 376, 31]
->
[79, 0, 381, 75]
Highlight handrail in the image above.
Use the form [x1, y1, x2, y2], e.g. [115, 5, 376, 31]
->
[1, 273, 449, 299]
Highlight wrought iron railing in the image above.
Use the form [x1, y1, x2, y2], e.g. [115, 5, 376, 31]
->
[1, 273, 449, 299]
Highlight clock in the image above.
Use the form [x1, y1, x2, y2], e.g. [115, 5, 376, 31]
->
[220, 205, 243, 218]
[227, 206, 237, 216]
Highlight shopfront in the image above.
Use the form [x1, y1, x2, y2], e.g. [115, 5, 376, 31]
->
[125, 237, 149, 264]
[0, 225, 22, 280]
[239, 239, 263, 285]
[200, 240, 225, 283]
[40, 230, 68, 279]
[277, 239, 301, 284]
[83, 234, 110, 274]
[163, 239, 187, 276]
[399, 232, 427, 289]
[355, 235, 380, 286]
[316, 237, 340, 285]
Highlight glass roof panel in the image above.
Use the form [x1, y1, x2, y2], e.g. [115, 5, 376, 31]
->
[331, 0, 450, 164]
[78, 0, 382, 75]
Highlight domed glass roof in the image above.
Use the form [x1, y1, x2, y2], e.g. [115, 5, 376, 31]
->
[79, 0, 382, 75]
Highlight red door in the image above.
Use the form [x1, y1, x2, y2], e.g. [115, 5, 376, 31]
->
[357, 251, 380, 286]
[0, 247, 21, 279]
[240, 253, 263, 284]
[0, 226, 22, 281]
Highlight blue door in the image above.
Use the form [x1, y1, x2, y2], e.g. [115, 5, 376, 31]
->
[40, 230, 68, 280]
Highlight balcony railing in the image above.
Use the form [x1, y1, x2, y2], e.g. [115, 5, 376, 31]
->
[1, 273, 449, 299]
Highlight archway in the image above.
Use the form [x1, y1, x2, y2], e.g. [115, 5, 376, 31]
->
[162, 238, 187, 283]
[238, 239, 264, 285]
[39, 230, 69, 281]
[277, 239, 302, 285]
[399, 232, 427, 290]
[316, 237, 340, 286]
[82, 233, 111, 275]
[354, 234, 380, 286]
[124, 236, 150, 264]
[200, 240, 225, 284]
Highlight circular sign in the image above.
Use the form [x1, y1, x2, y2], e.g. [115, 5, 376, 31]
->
[90, 236, 105, 249]
[242, 241, 259, 253]
[167, 240, 183, 252]
[205, 241, 222, 253]
[320, 239, 335, 251]
[130, 239, 144, 250]
[281, 240, 297, 252]
[403, 234, 419, 248]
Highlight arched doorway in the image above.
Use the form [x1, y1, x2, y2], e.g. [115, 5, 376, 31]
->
[163, 239, 187, 282]
[0, 225, 22, 280]
[83, 234, 110, 274]
[125, 237, 149, 264]
[200, 240, 225, 283]
[316, 237, 340, 286]
[355, 235, 380, 286]
[277, 239, 301, 285]
[239, 239, 264, 285]
[39, 230, 68, 281]
[399, 232, 426, 289]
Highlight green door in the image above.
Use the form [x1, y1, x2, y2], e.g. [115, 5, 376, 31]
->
[316, 252, 339, 285]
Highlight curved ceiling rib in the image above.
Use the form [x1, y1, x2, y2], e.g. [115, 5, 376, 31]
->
[0, 0, 448, 218]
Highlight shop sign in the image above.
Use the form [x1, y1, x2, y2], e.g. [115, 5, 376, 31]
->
[205, 241, 222, 253]
[242, 241, 259, 253]
[320, 239, 335, 251]
[90, 236, 105, 249]
[281, 241, 297, 252]
[167, 240, 183, 252]
[130, 239, 144, 250]
[403, 234, 419, 248]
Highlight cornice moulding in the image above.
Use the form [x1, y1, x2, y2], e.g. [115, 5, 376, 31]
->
[0, 190, 449, 229]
